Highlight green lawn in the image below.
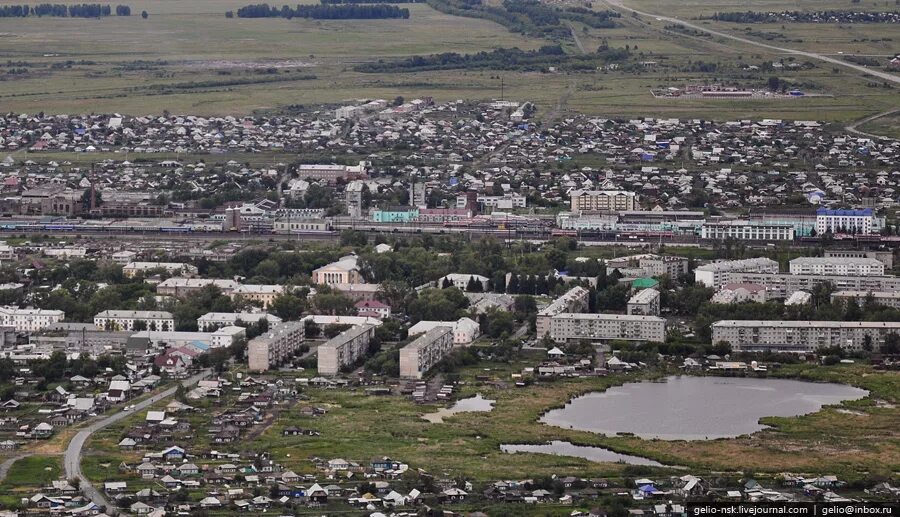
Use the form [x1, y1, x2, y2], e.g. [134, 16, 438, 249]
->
[3, 455, 62, 487]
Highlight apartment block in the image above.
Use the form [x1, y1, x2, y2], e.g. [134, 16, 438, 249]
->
[711, 320, 900, 353]
[0, 307, 64, 332]
[230, 284, 285, 308]
[94, 310, 174, 332]
[570, 190, 636, 212]
[399, 326, 454, 379]
[726, 272, 900, 299]
[694, 258, 779, 289]
[317, 324, 376, 376]
[536, 286, 590, 337]
[197, 312, 282, 331]
[248, 321, 306, 372]
[156, 278, 239, 298]
[831, 290, 900, 309]
[639, 255, 689, 279]
[122, 261, 198, 278]
[549, 313, 666, 343]
[789, 257, 885, 277]
[627, 288, 660, 316]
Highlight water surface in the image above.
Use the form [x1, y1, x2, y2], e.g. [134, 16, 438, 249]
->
[541, 376, 867, 440]
[501, 441, 668, 466]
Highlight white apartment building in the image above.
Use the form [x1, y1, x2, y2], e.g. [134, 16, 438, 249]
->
[210, 326, 246, 348]
[711, 320, 900, 353]
[627, 288, 660, 316]
[197, 312, 282, 331]
[789, 257, 885, 277]
[694, 258, 780, 289]
[0, 307, 64, 332]
[123, 262, 198, 278]
[317, 324, 376, 376]
[831, 290, 900, 309]
[570, 190, 636, 212]
[408, 317, 480, 345]
[726, 272, 900, 299]
[700, 222, 795, 241]
[536, 286, 590, 337]
[94, 310, 175, 332]
[399, 326, 454, 379]
[247, 321, 306, 372]
[549, 313, 666, 343]
[438, 274, 489, 291]
[476, 193, 527, 209]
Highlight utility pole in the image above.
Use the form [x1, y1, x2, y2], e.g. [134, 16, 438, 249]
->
[500, 76, 504, 101]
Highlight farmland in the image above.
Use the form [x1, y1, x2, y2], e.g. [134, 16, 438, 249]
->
[0, 0, 895, 127]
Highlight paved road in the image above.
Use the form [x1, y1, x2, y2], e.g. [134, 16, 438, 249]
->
[604, 0, 900, 85]
[64, 370, 210, 513]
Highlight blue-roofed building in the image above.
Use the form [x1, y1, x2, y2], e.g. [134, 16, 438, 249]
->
[816, 208, 876, 235]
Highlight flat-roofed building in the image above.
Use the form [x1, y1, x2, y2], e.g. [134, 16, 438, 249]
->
[536, 286, 590, 337]
[123, 262, 198, 278]
[831, 290, 900, 309]
[694, 258, 779, 289]
[94, 310, 174, 332]
[549, 313, 666, 343]
[824, 249, 893, 269]
[156, 278, 239, 298]
[789, 257, 884, 277]
[640, 255, 689, 279]
[248, 321, 306, 372]
[197, 312, 282, 331]
[701, 221, 795, 241]
[570, 190, 636, 212]
[726, 272, 900, 299]
[816, 208, 874, 235]
[627, 288, 660, 316]
[711, 320, 900, 353]
[399, 326, 454, 379]
[317, 324, 376, 376]
[332, 283, 380, 303]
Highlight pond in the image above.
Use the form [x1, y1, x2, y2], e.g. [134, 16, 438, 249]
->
[501, 441, 669, 466]
[422, 394, 495, 423]
[541, 376, 867, 440]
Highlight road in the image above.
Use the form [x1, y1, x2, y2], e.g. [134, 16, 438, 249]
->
[845, 108, 900, 140]
[603, 0, 900, 85]
[0, 452, 31, 482]
[64, 370, 210, 513]
[566, 21, 586, 54]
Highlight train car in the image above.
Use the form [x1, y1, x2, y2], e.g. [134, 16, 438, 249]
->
[160, 227, 193, 233]
[551, 229, 577, 237]
[43, 224, 76, 231]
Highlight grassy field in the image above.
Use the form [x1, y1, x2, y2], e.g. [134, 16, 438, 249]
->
[0, 0, 895, 127]
[3, 455, 62, 487]
[81, 361, 900, 486]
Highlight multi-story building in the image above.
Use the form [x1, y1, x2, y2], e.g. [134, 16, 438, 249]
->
[831, 290, 900, 309]
[332, 283, 380, 303]
[711, 320, 900, 353]
[156, 278, 239, 298]
[627, 288, 660, 316]
[726, 272, 900, 299]
[296, 162, 367, 184]
[789, 257, 885, 277]
[247, 321, 306, 372]
[694, 258, 780, 289]
[570, 190, 636, 213]
[312, 256, 363, 286]
[0, 307, 64, 332]
[477, 193, 527, 210]
[816, 208, 875, 235]
[824, 249, 894, 269]
[640, 255, 690, 279]
[700, 221, 795, 241]
[210, 326, 246, 349]
[372, 207, 418, 223]
[122, 262, 198, 278]
[273, 219, 329, 233]
[197, 312, 282, 331]
[317, 324, 376, 376]
[94, 310, 175, 332]
[399, 326, 454, 379]
[230, 285, 285, 308]
[438, 274, 489, 291]
[549, 313, 666, 343]
[536, 286, 590, 337]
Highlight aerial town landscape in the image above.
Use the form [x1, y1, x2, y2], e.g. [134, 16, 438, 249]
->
[0, 0, 898, 516]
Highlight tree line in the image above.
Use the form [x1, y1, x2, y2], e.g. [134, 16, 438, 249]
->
[0, 3, 131, 17]
[234, 3, 410, 19]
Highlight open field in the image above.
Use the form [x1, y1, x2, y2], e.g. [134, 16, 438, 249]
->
[0, 0, 895, 126]
[82, 360, 900, 485]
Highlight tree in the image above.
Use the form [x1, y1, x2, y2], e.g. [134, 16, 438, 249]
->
[881, 333, 900, 355]
[141, 10, 148, 18]
[132, 320, 147, 331]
